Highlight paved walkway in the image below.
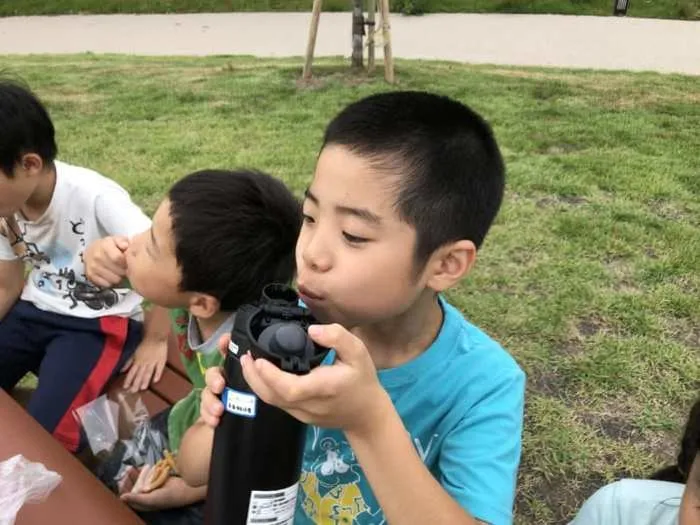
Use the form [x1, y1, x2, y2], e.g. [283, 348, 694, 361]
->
[1, 13, 698, 74]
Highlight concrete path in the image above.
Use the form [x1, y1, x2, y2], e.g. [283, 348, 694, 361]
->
[0, 13, 698, 74]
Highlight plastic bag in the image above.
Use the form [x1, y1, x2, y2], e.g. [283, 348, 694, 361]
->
[73, 392, 169, 494]
[0, 455, 62, 525]
[73, 395, 120, 455]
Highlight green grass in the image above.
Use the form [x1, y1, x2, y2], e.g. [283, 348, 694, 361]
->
[4, 55, 699, 524]
[0, 0, 698, 19]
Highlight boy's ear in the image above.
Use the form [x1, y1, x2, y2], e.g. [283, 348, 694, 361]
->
[187, 292, 221, 320]
[424, 239, 477, 292]
[18, 153, 44, 176]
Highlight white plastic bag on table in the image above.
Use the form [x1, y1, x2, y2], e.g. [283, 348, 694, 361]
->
[0, 454, 62, 525]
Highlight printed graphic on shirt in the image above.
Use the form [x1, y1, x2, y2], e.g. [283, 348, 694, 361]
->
[299, 436, 373, 524]
[299, 429, 442, 525]
[36, 268, 122, 310]
[2, 217, 51, 268]
[6, 216, 125, 310]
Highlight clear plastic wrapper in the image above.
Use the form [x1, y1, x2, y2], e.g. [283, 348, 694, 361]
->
[0, 455, 62, 525]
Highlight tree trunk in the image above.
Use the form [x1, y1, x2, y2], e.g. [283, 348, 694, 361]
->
[351, 0, 364, 69]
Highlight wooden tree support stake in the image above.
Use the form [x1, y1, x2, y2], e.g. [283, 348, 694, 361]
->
[302, 0, 323, 80]
[302, 0, 394, 84]
[379, 0, 395, 83]
[367, 0, 377, 74]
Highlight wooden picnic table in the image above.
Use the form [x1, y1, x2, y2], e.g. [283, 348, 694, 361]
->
[0, 388, 144, 525]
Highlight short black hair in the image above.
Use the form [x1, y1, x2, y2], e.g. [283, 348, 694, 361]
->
[0, 78, 57, 176]
[322, 91, 505, 266]
[169, 169, 301, 311]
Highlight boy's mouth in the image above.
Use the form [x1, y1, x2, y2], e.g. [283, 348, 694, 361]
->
[297, 284, 324, 303]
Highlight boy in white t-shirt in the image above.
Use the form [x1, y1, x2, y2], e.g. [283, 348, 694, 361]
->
[0, 79, 169, 452]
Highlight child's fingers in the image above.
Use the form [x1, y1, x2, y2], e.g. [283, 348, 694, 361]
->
[121, 358, 135, 388]
[120, 492, 150, 511]
[90, 269, 122, 288]
[129, 363, 153, 393]
[106, 237, 128, 258]
[308, 324, 370, 366]
[217, 334, 231, 358]
[131, 464, 152, 495]
[125, 363, 148, 393]
[205, 367, 226, 394]
[153, 359, 166, 384]
[242, 354, 330, 408]
[201, 386, 225, 428]
[275, 357, 338, 399]
[137, 363, 155, 391]
[113, 236, 130, 252]
[102, 242, 128, 273]
[200, 407, 221, 428]
[124, 367, 139, 392]
[100, 258, 126, 277]
[117, 466, 139, 495]
[240, 354, 277, 405]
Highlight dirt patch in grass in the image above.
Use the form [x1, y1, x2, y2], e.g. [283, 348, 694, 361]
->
[516, 468, 608, 525]
[536, 195, 589, 208]
[579, 412, 639, 442]
[529, 369, 569, 397]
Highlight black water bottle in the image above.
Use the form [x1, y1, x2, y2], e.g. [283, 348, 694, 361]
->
[205, 284, 329, 525]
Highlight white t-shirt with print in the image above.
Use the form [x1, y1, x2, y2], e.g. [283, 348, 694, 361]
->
[0, 161, 150, 319]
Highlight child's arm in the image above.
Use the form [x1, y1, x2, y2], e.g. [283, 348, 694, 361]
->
[85, 235, 170, 391]
[345, 370, 523, 525]
[0, 258, 24, 320]
[121, 304, 170, 392]
[240, 324, 522, 525]
[88, 180, 150, 288]
[85, 235, 170, 392]
[177, 418, 215, 488]
[88, 186, 169, 391]
[346, 395, 489, 525]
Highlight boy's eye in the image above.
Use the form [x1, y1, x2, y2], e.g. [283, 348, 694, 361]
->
[302, 213, 315, 224]
[343, 232, 369, 244]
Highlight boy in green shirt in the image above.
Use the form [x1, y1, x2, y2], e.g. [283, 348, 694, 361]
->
[84, 168, 300, 524]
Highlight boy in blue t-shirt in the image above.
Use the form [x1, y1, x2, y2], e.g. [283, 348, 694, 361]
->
[180, 91, 526, 525]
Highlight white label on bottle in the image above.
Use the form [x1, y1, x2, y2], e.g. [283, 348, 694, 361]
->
[223, 387, 257, 418]
[246, 483, 298, 525]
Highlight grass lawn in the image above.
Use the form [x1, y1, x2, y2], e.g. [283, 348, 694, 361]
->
[3, 55, 698, 524]
[0, 0, 698, 19]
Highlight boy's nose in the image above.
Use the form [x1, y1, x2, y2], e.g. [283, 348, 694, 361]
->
[301, 239, 332, 274]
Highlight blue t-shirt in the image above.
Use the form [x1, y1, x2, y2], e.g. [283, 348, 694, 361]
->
[295, 298, 526, 525]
